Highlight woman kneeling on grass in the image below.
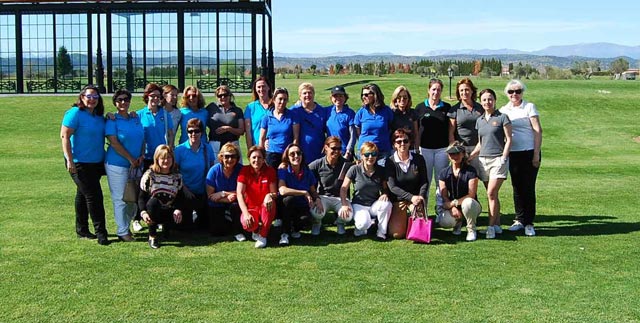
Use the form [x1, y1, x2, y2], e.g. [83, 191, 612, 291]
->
[139, 145, 183, 249]
[237, 146, 278, 248]
[340, 141, 392, 240]
[438, 141, 482, 242]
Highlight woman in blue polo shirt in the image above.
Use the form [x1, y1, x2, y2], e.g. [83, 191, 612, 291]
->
[60, 85, 109, 245]
[178, 85, 208, 144]
[137, 83, 173, 169]
[277, 144, 321, 245]
[105, 89, 145, 242]
[259, 87, 300, 168]
[244, 76, 272, 148]
[174, 118, 215, 231]
[354, 83, 393, 159]
[206, 143, 244, 240]
[326, 85, 356, 160]
[290, 82, 328, 163]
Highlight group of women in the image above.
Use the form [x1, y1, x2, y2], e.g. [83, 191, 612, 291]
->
[60, 77, 541, 248]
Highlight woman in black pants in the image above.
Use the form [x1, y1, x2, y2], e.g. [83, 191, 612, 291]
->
[60, 85, 109, 245]
[139, 145, 184, 249]
[499, 80, 543, 237]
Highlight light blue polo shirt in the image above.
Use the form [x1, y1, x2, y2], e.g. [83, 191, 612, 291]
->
[354, 105, 394, 154]
[138, 106, 173, 160]
[178, 107, 209, 144]
[105, 114, 145, 168]
[244, 100, 271, 146]
[174, 140, 215, 195]
[61, 106, 105, 163]
[260, 108, 299, 154]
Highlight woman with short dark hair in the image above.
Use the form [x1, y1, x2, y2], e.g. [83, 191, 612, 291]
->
[105, 89, 145, 242]
[385, 129, 428, 239]
[174, 118, 215, 230]
[60, 85, 109, 245]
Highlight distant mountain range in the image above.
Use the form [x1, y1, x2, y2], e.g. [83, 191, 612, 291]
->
[274, 42, 640, 70]
[277, 42, 640, 60]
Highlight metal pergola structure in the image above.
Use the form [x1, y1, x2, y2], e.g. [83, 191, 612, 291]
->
[0, 0, 274, 93]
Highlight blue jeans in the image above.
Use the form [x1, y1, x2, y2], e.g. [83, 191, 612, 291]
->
[106, 163, 136, 236]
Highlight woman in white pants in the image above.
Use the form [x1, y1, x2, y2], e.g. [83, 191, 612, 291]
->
[339, 142, 392, 240]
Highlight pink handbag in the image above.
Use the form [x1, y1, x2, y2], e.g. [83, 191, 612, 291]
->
[406, 203, 432, 244]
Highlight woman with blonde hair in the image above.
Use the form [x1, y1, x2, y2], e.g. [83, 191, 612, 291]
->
[340, 141, 392, 239]
[206, 142, 244, 240]
[139, 145, 184, 249]
[290, 82, 328, 162]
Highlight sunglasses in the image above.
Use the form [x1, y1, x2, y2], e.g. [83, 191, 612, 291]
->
[222, 154, 237, 159]
[115, 97, 131, 103]
[149, 94, 161, 99]
[187, 129, 201, 134]
[507, 89, 522, 95]
[362, 151, 378, 158]
[217, 93, 230, 98]
[397, 95, 409, 100]
[328, 146, 341, 152]
[395, 139, 409, 145]
[274, 87, 288, 95]
[288, 151, 301, 157]
[84, 94, 100, 100]
[361, 92, 373, 97]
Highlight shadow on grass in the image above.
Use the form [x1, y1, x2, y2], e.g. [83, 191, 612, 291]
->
[526, 214, 639, 237]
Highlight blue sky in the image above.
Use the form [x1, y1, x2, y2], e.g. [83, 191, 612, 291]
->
[272, 0, 640, 56]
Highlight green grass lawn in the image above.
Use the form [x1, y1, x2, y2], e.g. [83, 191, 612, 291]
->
[1, 75, 639, 322]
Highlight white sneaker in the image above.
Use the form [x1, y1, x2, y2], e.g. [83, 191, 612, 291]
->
[525, 225, 536, 236]
[376, 231, 386, 240]
[466, 229, 477, 241]
[254, 236, 267, 248]
[132, 220, 143, 232]
[234, 234, 247, 242]
[486, 226, 496, 239]
[509, 221, 524, 231]
[279, 233, 289, 245]
[192, 210, 198, 222]
[354, 229, 367, 237]
[336, 223, 346, 235]
[311, 223, 321, 236]
[291, 231, 301, 239]
[493, 225, 503, 234]
[452, 222, 462, 235]
[251, 232, 259, 241]
[272, 219, 282, 227]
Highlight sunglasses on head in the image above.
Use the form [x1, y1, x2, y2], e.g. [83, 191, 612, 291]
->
[187, 129, 201, 134]
[507, 89, 522, 95]
[362, 151, 378, 158]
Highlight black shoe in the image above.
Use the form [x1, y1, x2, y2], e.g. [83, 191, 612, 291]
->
[97, 237, 110, 245]
[148, 237, 160, 249]
[118, 234, 135, 242]
[77, 231, 97, 239]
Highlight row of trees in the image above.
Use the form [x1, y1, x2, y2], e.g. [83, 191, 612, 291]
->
[277, 57, 635, 80]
